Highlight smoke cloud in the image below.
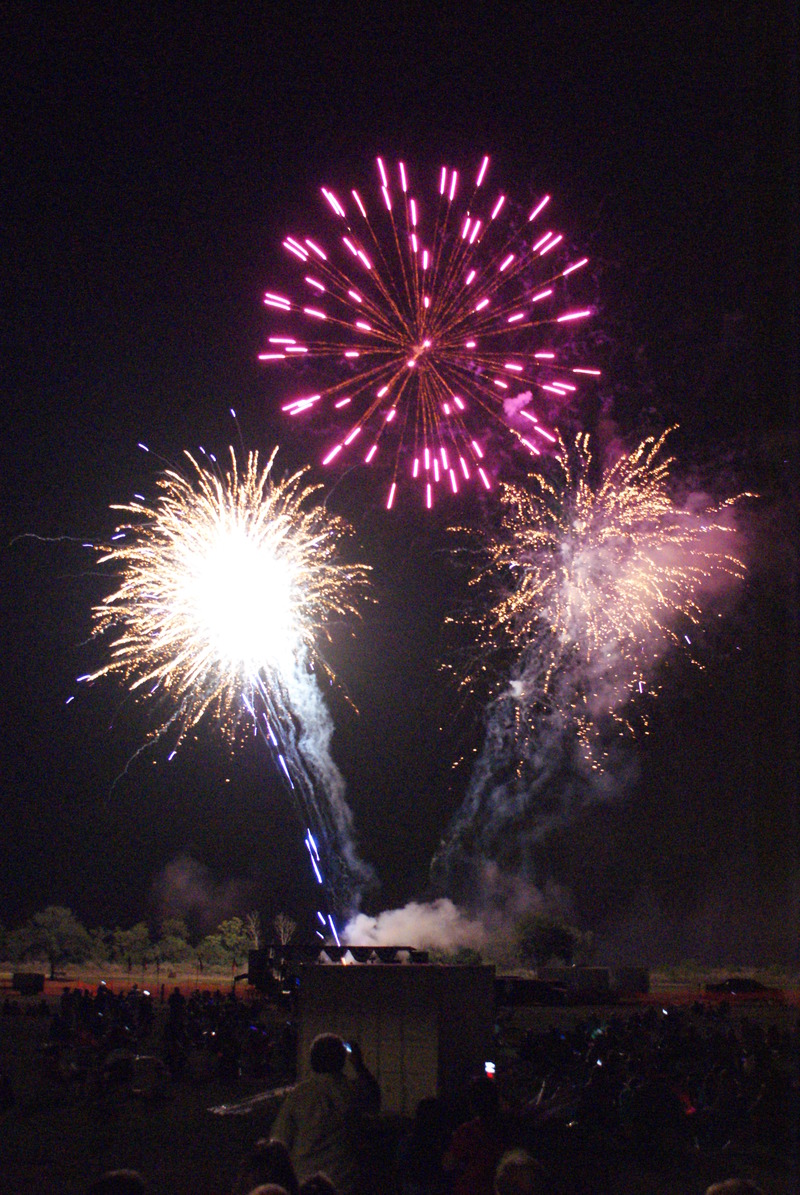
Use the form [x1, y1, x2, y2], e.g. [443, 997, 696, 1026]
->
[284, 658, 375, 915]
[344, 899, 488, 951]
[344, 866, 574, 956]
[432, 435, 749, 899]
[502, 388, 536, 421]
[150, 852, 255, 934]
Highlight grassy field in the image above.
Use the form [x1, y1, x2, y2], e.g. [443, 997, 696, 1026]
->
[2, 959, 798, 998]
[1, 1006, 263, 1193]
[1, 965, 797, 1194]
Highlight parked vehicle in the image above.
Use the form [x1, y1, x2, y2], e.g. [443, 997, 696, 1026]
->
[704, 976, 785, 1004]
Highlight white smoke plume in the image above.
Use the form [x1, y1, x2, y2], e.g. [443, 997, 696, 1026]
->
[344, 899, 488, 951]
[283, 658, 374, 912]
[432, 431, 749, 897]
[344, 867, 575, 955]
[150, 852, 255, 934]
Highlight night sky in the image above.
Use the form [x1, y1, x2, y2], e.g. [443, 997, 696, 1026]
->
[2, 3, 796, 962]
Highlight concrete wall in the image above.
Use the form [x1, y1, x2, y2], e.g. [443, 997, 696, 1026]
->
[296, 964, 495, 1117]
[538, 965, 610, 993]
[537, 965, 650, 995]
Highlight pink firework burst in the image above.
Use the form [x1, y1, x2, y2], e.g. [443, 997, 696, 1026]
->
[260, 156, 600, 510]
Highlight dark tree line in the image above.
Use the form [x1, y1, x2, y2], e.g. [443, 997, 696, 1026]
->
[0, 907, 267, 978]
[1, 905, 588, 977]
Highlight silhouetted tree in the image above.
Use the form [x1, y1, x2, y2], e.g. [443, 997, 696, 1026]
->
[196, 933, 227, 967]
[516, 913, 580, 967]
[19, 906, 93, 978]
[245, 910, 262, 949]
[157, 917, 194, 963]
[217, 917, 250, 967]
[113, 922, 151, 967]
[90, 926, 112, 964]
[273, 912, 297, 945]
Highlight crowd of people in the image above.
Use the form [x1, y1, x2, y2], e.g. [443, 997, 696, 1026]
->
[1, 981, 796, 1193]
[31, 981, 297, 1092]
[496, 1001, 796, 1164]
[81, 1015, 788, 1195]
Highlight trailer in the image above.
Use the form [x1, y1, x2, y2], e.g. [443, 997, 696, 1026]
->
[248, 948, 494, 1117]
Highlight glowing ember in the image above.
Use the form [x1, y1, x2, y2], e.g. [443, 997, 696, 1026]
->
[261, 157, 599, 509]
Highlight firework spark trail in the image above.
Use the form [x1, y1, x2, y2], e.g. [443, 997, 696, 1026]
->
[433, 429, 748, 891]
[83, 448, 372, 919]
[261, 156, 600, 509]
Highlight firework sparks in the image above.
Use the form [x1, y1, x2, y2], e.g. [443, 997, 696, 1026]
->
[473, 429, 746, 702]
[435, 429, 749, 884]
[261, 156, 599, 509]
[84, 447, 372, 915]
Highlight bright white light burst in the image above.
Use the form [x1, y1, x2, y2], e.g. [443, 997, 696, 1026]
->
[86, 447, 369, 749]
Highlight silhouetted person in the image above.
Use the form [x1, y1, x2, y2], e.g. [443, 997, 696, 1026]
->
[443, 1076, 505, 1195]
[232, 1138, 300, 1195]
[396, 1096, 449, 1195]
[705, 1183, 767, 1195]
[88, 1169, 147, 1194]
[270, 1034, 379, 1195]
[494, 1149, 552, 1195]
[0, 1069, 15, 1112]
[299, 1176, 339, 1195]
